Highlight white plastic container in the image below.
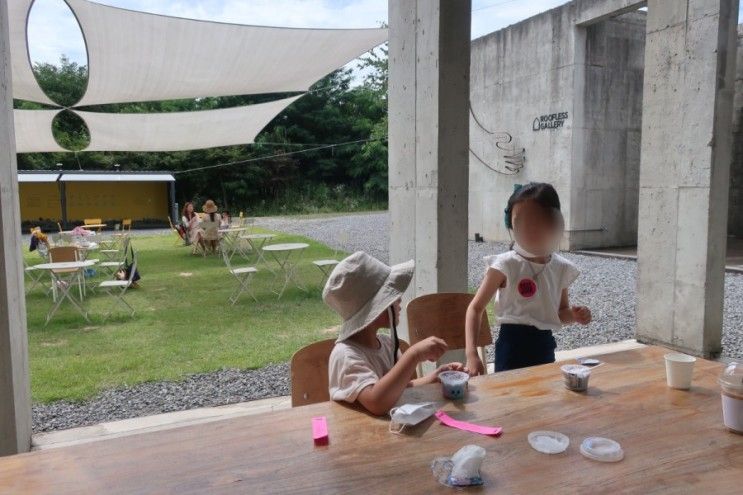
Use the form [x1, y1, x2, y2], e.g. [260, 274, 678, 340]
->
[719, 362, 743, 434]
[664, 353, 696, 390]
[561, 364, 591, 392]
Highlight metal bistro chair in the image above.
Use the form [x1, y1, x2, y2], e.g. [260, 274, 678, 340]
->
[97, 255, 138, 318]
[99, 236, 131, 275]
[220, 238, 258, 305]
[48, 246, 85, 302]
[312, 231, 349, 287]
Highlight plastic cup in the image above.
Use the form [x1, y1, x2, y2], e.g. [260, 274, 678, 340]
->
[439, 371, 469, 400]
[664, 353, 696, 390]
[561, 364, 591, 392]
[719, 362, 743, 434]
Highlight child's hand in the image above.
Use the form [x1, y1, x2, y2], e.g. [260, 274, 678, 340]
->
[421, 362, 465, 385]
[411, 336, 448, 363]
[571, 305, 592, 325]
[465, 354, 486, 376]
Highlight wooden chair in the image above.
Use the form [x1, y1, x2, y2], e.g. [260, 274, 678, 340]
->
[291, 338, 411, 408]
[122, 219, 132, 231]
[48, 246, 84, 301]
[406, 293, 493, 375]
[168, 217, 185, 246]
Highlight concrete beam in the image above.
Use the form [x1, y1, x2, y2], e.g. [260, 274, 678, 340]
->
[0, 0, 32, 455]
[388, 0, 471, 340]
[636, 0, 739, 357]
[575, 0, 647, 26]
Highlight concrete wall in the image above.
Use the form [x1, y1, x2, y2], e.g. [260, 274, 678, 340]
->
[470, 1, 743, 247]
[469, 4, 580, 243]
[569, 13, 646, 248]
[731, 25, 743, 237]
[469, 3, 647, 248]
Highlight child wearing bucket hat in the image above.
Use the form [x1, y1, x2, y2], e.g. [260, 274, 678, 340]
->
[324, 252, 466, 416]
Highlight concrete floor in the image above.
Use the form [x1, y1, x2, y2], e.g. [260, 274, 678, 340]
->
[575, 237, 743, 273]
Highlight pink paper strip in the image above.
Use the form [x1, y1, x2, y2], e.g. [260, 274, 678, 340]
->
[312, 416, 329, 446]
[435, 410, 503, 437]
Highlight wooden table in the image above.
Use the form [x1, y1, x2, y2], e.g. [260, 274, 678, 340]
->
[1, 346, 741, 494]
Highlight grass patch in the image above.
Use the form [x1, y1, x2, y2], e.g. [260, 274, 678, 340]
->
[24, 229, 343, 403]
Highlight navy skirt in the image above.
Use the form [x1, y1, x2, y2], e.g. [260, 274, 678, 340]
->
[494, 323, 556, 372]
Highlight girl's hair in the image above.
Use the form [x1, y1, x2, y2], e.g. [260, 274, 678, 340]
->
[504, 182, 561, 229]
[182, 202, 195, 220]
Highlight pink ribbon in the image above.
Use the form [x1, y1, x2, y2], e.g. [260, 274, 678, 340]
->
[435, 410, 503, 437]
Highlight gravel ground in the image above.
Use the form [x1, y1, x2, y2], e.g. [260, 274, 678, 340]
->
[32, 211, 743, 432]
[33, 365, 289, 433]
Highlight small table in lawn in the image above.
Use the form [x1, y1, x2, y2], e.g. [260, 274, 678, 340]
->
[240, 233, 276, 266]
[34, 259, 97, 325]
[262, 242, 308, 299]
[218, 226, 251, 262]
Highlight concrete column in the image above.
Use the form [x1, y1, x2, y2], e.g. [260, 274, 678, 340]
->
[388, 0, 471, 342]
[636, 0, 739, 357]
[0, 0, 32, 455]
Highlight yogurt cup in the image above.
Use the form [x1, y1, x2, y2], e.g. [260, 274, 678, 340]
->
[719, 362, 743, 434]
[561, 364, 591, 392]
[439, 370, 469, 400]
[664, 353, 696, 390]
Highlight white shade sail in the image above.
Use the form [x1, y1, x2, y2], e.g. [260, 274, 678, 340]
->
[9, 0, 56, 105]
[66, 0, 388, 106]
[76, 95, 303, 152]
[13, 109, 66, 152]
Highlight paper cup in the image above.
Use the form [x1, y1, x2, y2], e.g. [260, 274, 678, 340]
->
[439, 371, 469, 400]
[664, 353, 696, 390]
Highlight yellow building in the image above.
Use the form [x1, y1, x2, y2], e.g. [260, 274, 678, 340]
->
[18, 171, 176, 227]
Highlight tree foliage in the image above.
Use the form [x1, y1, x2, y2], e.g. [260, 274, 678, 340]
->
[16, 49, 390, 214]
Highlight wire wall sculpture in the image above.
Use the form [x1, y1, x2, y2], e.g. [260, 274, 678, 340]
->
[469, 104, 525, 175]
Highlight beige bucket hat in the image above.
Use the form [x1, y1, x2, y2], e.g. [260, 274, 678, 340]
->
[202, 200, 218, 213]
[323, 251, 414, 341]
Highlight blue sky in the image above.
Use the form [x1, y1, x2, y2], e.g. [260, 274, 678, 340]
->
[27, 0, 743, 68]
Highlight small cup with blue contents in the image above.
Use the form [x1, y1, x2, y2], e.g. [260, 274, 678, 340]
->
[439, 370, 469, 400]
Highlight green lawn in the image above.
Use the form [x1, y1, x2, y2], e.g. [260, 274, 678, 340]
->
[24, 229, 343, 403]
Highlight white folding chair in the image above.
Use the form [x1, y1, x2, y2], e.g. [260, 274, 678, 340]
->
[312, 231, 348, 286]
[23, 258, 45, 293]
[220, 239, 258, 305]
[97, 256, 138, 318]
[99, 236, 131, 275]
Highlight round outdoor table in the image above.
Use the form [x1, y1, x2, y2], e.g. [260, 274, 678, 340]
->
[262, 243, 309, 299]
[218, 226, 251, 262]
[34, 260, 97, 326]
[240, 233, 276, 266]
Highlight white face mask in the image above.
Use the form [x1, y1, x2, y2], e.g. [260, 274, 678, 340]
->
[388, 402, 437, 433]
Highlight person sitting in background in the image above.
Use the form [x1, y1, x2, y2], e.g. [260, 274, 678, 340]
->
[181, 202, 200, 247]
[200, 200, 220, 253]
[220, 211, 231, 229]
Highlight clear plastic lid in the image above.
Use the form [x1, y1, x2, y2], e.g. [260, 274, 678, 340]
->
[580, 437, 624, 463]
[528, 431, 569, 454]
[719, 362, 743, 391]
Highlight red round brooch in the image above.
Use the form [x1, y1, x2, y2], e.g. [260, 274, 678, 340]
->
[517, 278, 537, 298]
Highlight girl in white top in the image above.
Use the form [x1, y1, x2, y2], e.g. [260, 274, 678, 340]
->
[464, 183, 592, 373]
